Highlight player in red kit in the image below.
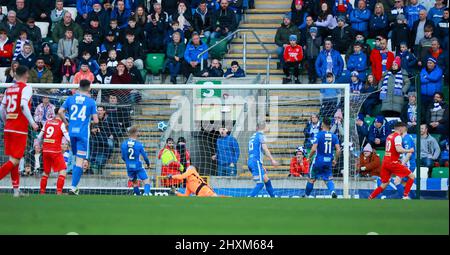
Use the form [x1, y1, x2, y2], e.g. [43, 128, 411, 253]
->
[368, 122, 415, 200]
[0, 66, 39, 197]
[37, 108, 71, 195]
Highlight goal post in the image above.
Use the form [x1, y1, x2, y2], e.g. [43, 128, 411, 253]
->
[0, 83, 359, 198]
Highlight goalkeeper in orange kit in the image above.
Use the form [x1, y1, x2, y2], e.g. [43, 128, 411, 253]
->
[168, 165, 218, 197]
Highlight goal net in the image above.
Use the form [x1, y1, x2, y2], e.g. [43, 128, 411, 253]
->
[0, 83, 374, 198]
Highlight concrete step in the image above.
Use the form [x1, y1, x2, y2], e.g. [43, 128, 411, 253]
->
[256, 0, 291, 9]
[224, 58, 278, 70]
[230, 43, 278, 54]
[226, 53, 278, 59]
[245, 8, 290, 14]
[239, 29, 277, 37]
[245, 68, 284, 75]
[240, 23, 281, 29]
[244, 13, 283, 24]
[232, 36, 276, 44]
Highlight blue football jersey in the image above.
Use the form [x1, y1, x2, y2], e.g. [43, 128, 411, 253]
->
[248, 131, 266, 162]
[402, 134, 416, 169]
[62, 93, 97, 138]
[314, 131, 339, 164]
[121, 138, 150, 171]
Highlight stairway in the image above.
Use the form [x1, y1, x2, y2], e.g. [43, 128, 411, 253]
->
[224, 0, 292, 83]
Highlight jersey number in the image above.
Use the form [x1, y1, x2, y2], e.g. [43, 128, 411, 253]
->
[128, 148, 135, 160]
[324, 141, 332, 154]
[45, 126, 55, 138]
[6, 95, 18, 112]
[386, 140, 391, 152]
[70, 105, 87, 122]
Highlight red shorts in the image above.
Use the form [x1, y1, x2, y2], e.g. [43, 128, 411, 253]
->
[4, 132, 27, 159]
[43, 152, 67, 174]
[380, 160, 412, 183]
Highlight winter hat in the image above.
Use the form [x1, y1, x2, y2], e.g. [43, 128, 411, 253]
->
[351, 71, 359, 77]
[393, 56, 401, 67]
[295, 146, 307, 155]
[427, 57, 437, 64]
[337, 15, 346, 22]
[357, 113, 365, 121]
[397, 14, 406, 21]
[284, 12, 292, 20]
[363, 143, 373, 152]
[334, 108, 343, 119]
[310, 26, 318, 33]
[375, 115, 384, 123]
[289, 34, 297, 41]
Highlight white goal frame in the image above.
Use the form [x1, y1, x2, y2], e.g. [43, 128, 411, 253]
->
[0, 83, 351, 198]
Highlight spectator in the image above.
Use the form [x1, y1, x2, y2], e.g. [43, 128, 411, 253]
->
[211, 127, 240, 176]
[171, 1, 194, 40]
[360, 74, 379, 116]
[29, 57, 53, 84]
[106, 49, 119, 72]
[0, 10, 26, 41]
[405, 0, 426, 30]
[12, 30, 30, 61]
[368, 115, 388, 148]
[158, 138, 183, 187]
[344, 32, 370, 65]
[85, 16, 104, 46]
[401, 92, 419, 134]
[289, 146, 309, 177]
[161, 0, 179, 16]
[76, 0, 96, 27]
[164, 20, 185, 45]
[124, 17, 145, 43]
[125, 57, 144, 84]
[33, 95, 55, 128]
[211, 0, 237, 40]
[90, 105, 114, 174]
[106, 94, 132, 128]
[166, 31, 185, 84]
[110, 0, 132, 29]
[388, 0, 405, 26]
[111, 61, 132, 84]
[73, 61, 95, 84]
[291, 0, 309, 29]
[62, 141, 73, 174]
[425, 38, 446, 71]
[356, 113, 369, 147]
[398, 42, 418, 76]
[304, 26, 321, 83]
[428, 0, 446, 26]
[330, 15, 353, 54]
[282, 34, 303, 84]
[349, 71, 363, 93]
[275, 13, 301, 69]
[24, 17, 42, 53]
[410, 9, 434, 53]
[330, 108, 344, 142]
[299, 15, 314, 45]
[11, 0, 30, 23]
[50, 0, 67, 32]
[319, 72, 341, 119]
[439, 139, 449, 167]
[60, 57, 76, 83]
[417, 26, 436, 67]
[378, 56, 410, 117]
[193, 1, 212, 40]
[131, 5, 147, 28]
[224, 60, 246, 78]
[100, 31, 123, 61]
[314, 2, 337, 39]
[436, 7, 448, 51]
[121, 30, 144, 70]
[82, 159, 93, 175]
[27, 140, 43, 175]
[426, 92, 449, 136]
[87, 2, 110, 30]
[420, 57, 443, 108]
[4, 60, 19, 82]
[39, 42, 61, 83]
[52, 11, 83, 45]
[315, 38, 344, 82]
[176, 136, 191, 170]
[303, 113, 321, 149]
[420, 124, 441, 177]
[349, 0, 371, 37]
[145, 2, 168, 53]
[370, 37, 394, 82]
[346, 42, 367, 81]
[182, 32, 208, 78]
[94, 60, 113, 84]
[391, 14, 409, 53]
[356, 143, 381, 177]
[32, 0, 53, 23]
[79, 51, 99, 75]
[78, 31, 99, 61]
[16, 42, 35, 68]
[369, 2, 389, 39]
[57, 28, 79, 61]
[0, 28, 13, 67]
[201, 58, 224, 78]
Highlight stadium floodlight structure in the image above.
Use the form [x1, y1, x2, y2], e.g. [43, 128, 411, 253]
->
[0, 83, 369, 199]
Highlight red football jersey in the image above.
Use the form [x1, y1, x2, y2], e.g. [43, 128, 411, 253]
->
[384, 132, 403, 162]
[42, 119, 66, 154]
[2, 82, 32, 135]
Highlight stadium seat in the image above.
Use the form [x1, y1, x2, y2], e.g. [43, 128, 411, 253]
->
[35, 22, 50, 39]
[376, 149, 385, 160]
[208, 37, 228, 59]
[366, 39, 376, 51]
[387, 39, 392, 52]
[1, 6, 7, 15]
[431, 167, 449, 178]
[364, 116, 375, 126]
[0, 67, 7, 83]
[65, 7, 77, 20]
[145, 53, 165, 75]
[431, 134, 441, 143]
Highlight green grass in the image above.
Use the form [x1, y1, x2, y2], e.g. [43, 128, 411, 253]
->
[0, 195, 448, 235]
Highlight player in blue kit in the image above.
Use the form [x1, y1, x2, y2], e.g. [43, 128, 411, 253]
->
[121, 126, 151, 196]
[58, 80, 99, 195]
[304, 118, 341, 198]
[247, 121, 279, 197]
[395, 130, 416, 198]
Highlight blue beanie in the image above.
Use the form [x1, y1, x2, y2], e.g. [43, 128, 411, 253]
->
[289, 34, 297, 41]
[357, 113, 365, 121]
[375, 115, 384, 123]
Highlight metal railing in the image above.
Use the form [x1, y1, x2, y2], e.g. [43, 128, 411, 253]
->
[197, 29, 272, 84]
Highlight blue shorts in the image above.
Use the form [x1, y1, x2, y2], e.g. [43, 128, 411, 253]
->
[310, 162, 333, 181]
[127, 168, 149, 181]
[70, 136, 89, 160]
[248, 160, 265, 183]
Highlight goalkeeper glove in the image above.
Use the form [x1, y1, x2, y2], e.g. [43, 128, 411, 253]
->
[179, 164, 185, 172]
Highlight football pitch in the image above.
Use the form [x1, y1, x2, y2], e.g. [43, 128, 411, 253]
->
[0, 195, 448, 235]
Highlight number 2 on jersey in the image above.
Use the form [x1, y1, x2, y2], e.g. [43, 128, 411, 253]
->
[128, 148, 135, 160]
[70, 105, 87, 122]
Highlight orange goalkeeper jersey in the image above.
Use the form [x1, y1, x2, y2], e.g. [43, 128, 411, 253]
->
[172, 166, 216, 197]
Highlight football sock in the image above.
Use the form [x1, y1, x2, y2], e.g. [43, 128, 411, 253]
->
[144, 184, 150, 195]
[250, 183, 264, 197]
[326, 180, 335, 194]
[369, 186, 384, 199]
[11, 165, 19, 189]
[57, 175, 66, 194]
[40, 175, 49, 194]
[0, 161, 14, 180]
[133, 186, 141, 195]
[71, 165, 82, 187]
[264, 180, 275, 197]
[396, 183, 405, 198]
[305, 182, 314, 196]
[404, 178, 414, 197]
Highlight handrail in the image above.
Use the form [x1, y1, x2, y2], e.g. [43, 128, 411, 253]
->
[197, 29, 272, 84]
